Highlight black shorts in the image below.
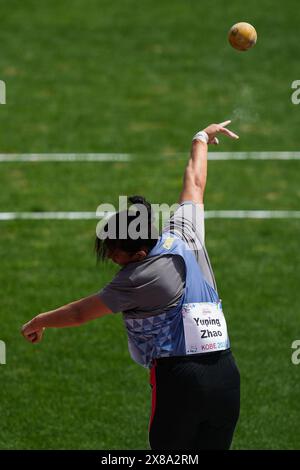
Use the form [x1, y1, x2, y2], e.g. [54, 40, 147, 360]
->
[149, 349, 240, 450]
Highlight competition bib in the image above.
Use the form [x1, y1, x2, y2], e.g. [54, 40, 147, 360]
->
[182, 302, 230, 354]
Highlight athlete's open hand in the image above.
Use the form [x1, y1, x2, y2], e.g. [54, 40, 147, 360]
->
[203, 120, 239, 145]
[21, 320, 45, 344]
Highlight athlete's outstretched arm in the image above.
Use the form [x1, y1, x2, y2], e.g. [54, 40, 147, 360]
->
[21, 294, 112, 344]
[179, 121, 239, 204]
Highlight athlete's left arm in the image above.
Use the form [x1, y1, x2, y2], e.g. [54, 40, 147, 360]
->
[21, 294, 112, 344]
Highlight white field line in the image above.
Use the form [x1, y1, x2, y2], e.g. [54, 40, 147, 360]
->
[0, 153, 131, 162]
[208, 151, 300, 160]
[1, 211, 300, 221]
[0, 212, 97, 220]
[204, 210, 300, 219]
[0, 152, 300, 162]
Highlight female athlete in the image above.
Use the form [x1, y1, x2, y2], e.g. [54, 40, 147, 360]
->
[22, 121, 240, 450]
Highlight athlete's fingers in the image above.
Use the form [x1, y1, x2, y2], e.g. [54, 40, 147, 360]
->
[24, 332, 37, 343]
[219, 127, 239, 139]
[211, 137, 219, 145]
[218, 120, 231, 127]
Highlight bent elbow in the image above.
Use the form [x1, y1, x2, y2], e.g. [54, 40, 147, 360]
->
[71, 304, 87, 326]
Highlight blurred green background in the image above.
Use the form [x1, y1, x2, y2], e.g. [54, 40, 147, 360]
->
[0, 0, 300, 449]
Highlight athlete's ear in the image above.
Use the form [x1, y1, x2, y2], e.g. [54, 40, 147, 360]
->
[134, 250, 148, 261]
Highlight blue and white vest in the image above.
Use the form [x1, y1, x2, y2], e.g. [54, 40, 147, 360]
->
[124, 232, 230, 368]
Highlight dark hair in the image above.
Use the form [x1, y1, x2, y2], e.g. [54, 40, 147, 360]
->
[95, 195, 159, 262]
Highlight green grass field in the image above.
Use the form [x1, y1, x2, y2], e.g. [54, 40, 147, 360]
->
[1, 0, 300, 450]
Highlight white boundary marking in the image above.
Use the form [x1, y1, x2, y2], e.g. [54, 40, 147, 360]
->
[204, 210, 300, 219]
[1, 210, 300, 221]
[0, 152, 300, 162]
[208, 151, 300, 160]
[0, 153, 299, 220]
[0, 153, 131, 162]
[0, 212, 97, 220]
